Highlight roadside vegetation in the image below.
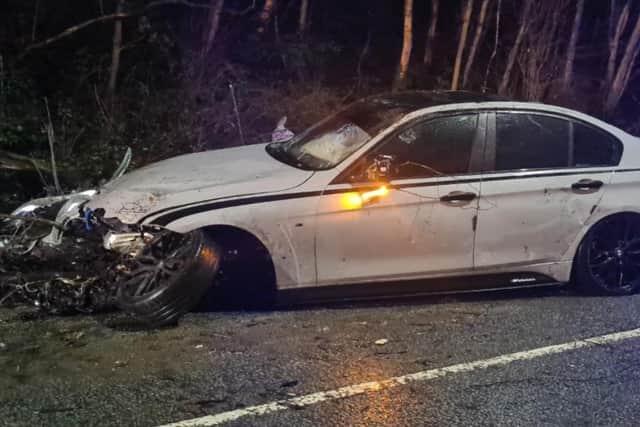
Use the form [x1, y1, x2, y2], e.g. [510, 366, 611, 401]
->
[1, 0, 640, 202]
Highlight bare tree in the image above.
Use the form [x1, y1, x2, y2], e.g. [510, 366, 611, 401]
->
[298, 0, 309, 37]
[44, 98, 62, 195]
[451, 0, 474, 91]
[518, 1, 570, 101]
[462, 0, 491, 88]
[201, 0, 224, 58]
[607, 0, 630, 87]
[482, 0, 501, 91]
[258, 0, 276, 33]
[423, 0, 439, 67]
[106, 0, 124, 103]
[393, 0, 414, 91]
[562, 0, 585, 90]
[31, 0, 40, 42]
[604, 3, 640, 114]
[498, 0, 532, 95]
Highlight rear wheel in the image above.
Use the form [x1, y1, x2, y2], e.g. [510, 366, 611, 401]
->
[116, 229, 221, 326]
[575, 213, 640, 295]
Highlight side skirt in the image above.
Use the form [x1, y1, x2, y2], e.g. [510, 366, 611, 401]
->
[276, 272, 564, 306]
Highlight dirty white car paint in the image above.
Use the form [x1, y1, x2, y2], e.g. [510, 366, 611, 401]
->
[28, 92, 640, 297]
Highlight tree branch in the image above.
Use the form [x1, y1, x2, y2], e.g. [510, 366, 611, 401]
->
[21, 13, 131, 57]
[145, 0, 215, 9]
[21, 0, 218, 58]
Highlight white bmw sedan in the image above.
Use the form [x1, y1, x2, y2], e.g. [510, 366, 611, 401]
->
[13, 91, 640, 325]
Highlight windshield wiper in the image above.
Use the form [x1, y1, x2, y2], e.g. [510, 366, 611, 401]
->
[266, 143, 303, 169]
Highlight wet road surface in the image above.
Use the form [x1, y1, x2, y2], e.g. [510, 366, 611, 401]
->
[2, 286, 640, 426]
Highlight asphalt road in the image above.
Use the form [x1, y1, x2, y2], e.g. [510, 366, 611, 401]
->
[2, 286, 640, 426]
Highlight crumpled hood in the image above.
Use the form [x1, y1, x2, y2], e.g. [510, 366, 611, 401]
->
[86, 144, 313, 224]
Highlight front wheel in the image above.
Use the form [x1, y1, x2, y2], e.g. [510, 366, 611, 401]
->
[575, 213, 640, 295]
[116, 229, 221, 326]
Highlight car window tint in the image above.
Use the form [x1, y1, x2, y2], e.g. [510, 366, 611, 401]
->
[495, 113, 569, 171]
[572, 122, 622, 167]
[376, 114, 478, 179]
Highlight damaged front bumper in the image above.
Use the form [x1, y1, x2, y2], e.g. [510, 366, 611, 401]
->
[103, 230, 155, 256]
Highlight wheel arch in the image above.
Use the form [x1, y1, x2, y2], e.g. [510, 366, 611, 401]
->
[567, 210, 640, 282]
[200, 224, 277, 290]
[156, 207, 316, 289]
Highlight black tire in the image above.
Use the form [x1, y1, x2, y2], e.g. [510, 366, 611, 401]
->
[575, 213, 640, 295]
[116, 229, 221, 326]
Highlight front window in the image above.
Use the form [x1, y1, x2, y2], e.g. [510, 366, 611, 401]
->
[374, 114, 478, 179]
[266, 100, 410, 170]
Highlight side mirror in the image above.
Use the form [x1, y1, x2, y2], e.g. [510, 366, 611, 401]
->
[366, 154, 394, 183]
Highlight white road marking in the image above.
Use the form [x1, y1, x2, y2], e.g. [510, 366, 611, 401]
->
[158, 327, 640, 427]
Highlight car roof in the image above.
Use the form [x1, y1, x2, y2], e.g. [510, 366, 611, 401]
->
[362, 90, 509, 112]
[335, 91, 508, 137]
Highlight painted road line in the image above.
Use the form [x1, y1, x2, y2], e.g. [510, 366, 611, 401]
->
[158, 327, 640, 427]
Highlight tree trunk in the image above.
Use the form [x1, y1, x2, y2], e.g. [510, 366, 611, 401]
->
[423, 0, 439, 66]
[298, 0, 309, 37]
[482, 0, 501, 91]
[498, 0, 531, 95]
[106, 0, 124, 103]
[31, 0, 40, 42]
[605, 9, 640, 114]
[462, 0, 490, 88]
[393, 0, 414, 91]
[606, 1, 630, 89]
[561, 0, 584, 89]
[258, 0, 276, 32]
[451, 0, 474, 91]
[201, 0, 224, 58]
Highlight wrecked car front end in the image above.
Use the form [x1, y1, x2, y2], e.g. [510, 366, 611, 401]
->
[1, 142, 314, 326]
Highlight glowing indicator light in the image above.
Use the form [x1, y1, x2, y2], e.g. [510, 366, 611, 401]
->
[361, 185, 389, 202]
[340, 185, 389, 210]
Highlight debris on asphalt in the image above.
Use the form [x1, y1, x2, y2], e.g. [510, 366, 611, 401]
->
[280, 380, 299, 388]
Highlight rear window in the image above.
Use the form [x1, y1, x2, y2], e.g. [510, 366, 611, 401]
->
[493, 113, 622, 172]
[572, 122, 622, 167]
[495, 113, 569, 171]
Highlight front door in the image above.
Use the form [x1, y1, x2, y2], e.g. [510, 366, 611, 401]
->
[315, 113, 486, 286]
[475, 111, 621, 269]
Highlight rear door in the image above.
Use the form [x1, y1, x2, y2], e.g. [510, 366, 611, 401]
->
[474, 111, 622, 271]
[315, 112, 486, 287]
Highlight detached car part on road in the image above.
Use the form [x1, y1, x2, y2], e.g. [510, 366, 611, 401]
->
[5, 90, 640, 326]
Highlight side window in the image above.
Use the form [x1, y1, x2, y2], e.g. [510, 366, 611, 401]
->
[572, 123, 622, 167]
[374, 114, 478, 179]
[495, 113, 569, 171]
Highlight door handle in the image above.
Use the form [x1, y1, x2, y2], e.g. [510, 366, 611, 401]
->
[440, 191, 477, 203]
[571, 179, 604, 192]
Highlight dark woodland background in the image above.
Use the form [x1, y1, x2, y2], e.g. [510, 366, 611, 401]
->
[1, 0, 640, 203]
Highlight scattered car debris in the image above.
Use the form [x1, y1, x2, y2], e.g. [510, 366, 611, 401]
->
[0, 148, 136, 319]
[0, 217, 121, 315]
[271, 116, 295, 142]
